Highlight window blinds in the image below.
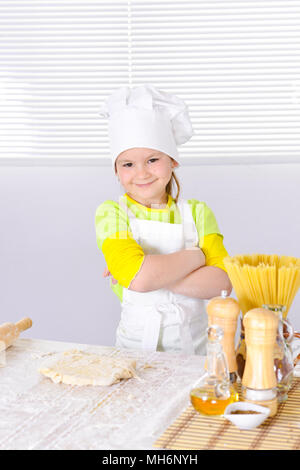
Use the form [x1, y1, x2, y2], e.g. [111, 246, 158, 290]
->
[0, 0, 299, 165]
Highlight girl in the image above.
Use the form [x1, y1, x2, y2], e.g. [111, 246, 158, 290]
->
[96, 84, 232, 355]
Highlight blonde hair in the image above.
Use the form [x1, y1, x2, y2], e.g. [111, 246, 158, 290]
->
[166, 171, 180, 203]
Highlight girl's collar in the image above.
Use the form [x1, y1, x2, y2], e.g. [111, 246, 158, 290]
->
[124, 193, 173, 211]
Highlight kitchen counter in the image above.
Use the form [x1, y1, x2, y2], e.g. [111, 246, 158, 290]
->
[0, 338, 205, 450]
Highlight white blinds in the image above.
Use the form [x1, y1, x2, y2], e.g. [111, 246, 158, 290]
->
[0, 0, 299, 164]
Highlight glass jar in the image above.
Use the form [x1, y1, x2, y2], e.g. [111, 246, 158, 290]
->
[262, 304, 294, 402]
[236, 318, 246, 379]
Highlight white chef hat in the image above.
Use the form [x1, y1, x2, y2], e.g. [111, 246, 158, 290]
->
[99, 83, 194, 168]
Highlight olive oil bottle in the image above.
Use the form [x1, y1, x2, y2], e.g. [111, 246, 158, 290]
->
[190, 326, 239, 416]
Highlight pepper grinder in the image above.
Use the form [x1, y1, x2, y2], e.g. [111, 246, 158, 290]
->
[206, 290, 240, 383]
[242, 307, 279, 417]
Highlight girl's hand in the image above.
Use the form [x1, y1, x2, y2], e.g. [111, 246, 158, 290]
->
[166, 248, 206, 293]
[102, 267, 118, 285]
[185, 246, 206, 267]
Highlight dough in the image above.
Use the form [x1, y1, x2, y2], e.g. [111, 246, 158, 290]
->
[38, 349, 137, 386]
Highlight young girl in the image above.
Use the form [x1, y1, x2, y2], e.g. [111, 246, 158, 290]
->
[96, 84, 232, 355]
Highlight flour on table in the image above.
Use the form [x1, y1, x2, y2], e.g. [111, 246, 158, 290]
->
[38, 349, 137, 386]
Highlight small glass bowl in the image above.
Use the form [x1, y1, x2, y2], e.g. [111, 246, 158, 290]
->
[224, 402, 270, 430]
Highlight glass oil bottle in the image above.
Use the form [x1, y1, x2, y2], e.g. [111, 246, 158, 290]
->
[262, 304, 294, 402]
[190, 325, 239, 416]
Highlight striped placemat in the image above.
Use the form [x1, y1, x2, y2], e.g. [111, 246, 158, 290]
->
[154, 378, 300, 450]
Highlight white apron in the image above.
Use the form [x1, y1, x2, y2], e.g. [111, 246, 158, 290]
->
[115, 198, 208, 355]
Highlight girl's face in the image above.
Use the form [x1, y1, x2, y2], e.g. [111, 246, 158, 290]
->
[115, 147, 178, 207]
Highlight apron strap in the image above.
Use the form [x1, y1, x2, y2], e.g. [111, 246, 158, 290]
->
[146, 302, 195, 355]
[141, 308, 162, 351]
[177, 199, 199, 249]
[173, 303, 195, 355]
[118, 196, 137, 221]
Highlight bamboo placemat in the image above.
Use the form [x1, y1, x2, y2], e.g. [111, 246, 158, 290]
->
[154, 378, 300, 450]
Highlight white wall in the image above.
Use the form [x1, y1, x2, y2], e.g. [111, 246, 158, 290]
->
[0, 162, 299, 347]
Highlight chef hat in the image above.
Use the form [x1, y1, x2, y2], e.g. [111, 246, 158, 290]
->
[99, 83, 194, 168]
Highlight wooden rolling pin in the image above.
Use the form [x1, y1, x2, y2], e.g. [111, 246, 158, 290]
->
[0, 318, 32, 350]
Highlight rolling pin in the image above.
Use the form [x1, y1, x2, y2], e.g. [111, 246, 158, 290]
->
[0, 318, 32, 350]
[206, 290, 240, 382]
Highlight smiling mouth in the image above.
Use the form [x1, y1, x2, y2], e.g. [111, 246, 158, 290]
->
[135, 181, 155, 187]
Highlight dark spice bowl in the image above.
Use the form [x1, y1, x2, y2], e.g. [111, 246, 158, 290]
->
[224, 402, 270, 430]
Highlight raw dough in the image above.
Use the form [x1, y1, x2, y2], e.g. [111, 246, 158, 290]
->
[38, 349, 137, 386]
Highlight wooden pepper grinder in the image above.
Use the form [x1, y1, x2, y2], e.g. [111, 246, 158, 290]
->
[242, 308, 278, 417]
[206, 290, 240, 383]
[0, 318, 32, 351]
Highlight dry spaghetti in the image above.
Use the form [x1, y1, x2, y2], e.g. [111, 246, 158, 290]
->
[224, 254, 300, 317]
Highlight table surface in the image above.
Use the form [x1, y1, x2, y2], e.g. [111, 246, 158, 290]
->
[0, 338, 205, 450]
